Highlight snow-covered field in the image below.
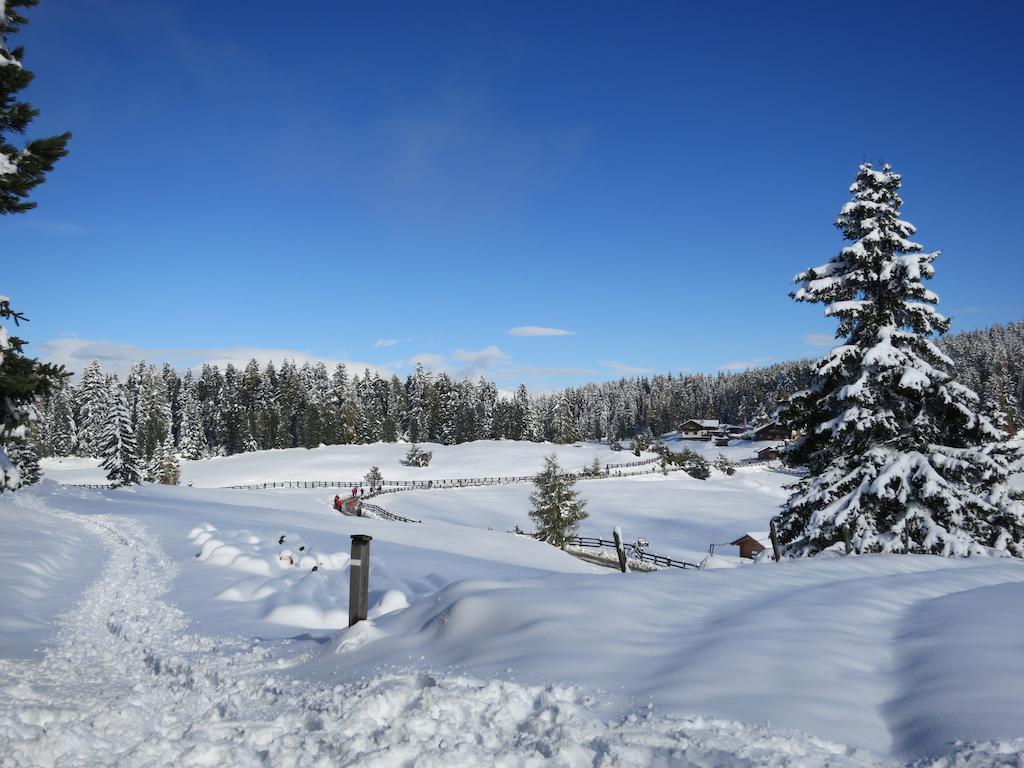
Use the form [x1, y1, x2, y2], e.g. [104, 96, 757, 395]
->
[37, 437, 778, 487]
[4, 440, 1023, 766]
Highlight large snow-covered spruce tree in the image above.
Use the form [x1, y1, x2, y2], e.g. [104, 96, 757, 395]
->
[529, 455, 588, 547]
[779, 163, 1024, 557]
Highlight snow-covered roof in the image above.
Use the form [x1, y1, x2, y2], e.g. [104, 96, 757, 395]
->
[730, 532, 772, 547]
[741, 422, 790, 439]
[680, 419, 719, 428]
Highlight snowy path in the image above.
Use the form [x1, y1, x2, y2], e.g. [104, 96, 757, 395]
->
[0, 497, 1016, 766]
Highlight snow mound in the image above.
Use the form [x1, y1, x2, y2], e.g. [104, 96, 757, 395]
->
[189, 524, 349, 576]
[187, 524, 406, 630]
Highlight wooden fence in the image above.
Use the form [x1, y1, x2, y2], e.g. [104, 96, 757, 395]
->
[604, 456, 661, 470]
[359, 502, 422, 524]
[67, 455, 780, 496]
[564, 535, 700, 570]
[220, 463, 682, 493]
[511, 528, 700, 571]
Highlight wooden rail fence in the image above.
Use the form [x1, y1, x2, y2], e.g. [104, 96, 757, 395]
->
[564, 535, 701, 570]
[66, 455, 782, 498]
[511, 527, 700, 571]
[359, 502, 422, 524]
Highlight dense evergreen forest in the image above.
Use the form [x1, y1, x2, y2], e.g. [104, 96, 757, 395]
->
[31, 321, 1023, 467]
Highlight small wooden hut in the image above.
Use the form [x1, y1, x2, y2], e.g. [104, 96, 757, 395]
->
[729, 532, 771, 559]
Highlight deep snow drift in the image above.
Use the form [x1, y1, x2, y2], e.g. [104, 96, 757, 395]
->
[3, 441, 1023, 766]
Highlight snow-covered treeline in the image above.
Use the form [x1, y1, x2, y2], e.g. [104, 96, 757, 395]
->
[940, 321, 1024, 432]
[29, 357, 813, 463]
[28, 320, 1023, 464]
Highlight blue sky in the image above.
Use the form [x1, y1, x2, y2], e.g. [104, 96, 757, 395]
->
[5, 0, 1023, 390]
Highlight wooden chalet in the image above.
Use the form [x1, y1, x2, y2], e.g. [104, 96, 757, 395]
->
[756, 445, 781, 460]
[679, 419, 720, 439]
[730, 532, 772, 559]
[750, 422, 793, 442]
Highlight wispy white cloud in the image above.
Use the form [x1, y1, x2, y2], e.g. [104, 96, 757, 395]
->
[602, 360, 650, 375]
[387, 352, 447, 371]
[39, 338, 392, 381]
[506, 326, 576, 337]
[452, 345, 510, 366]
[388, 346, 514, 381]
[719, 357, 774, 372]
[373, 338, 401, 348]
[41, 336, 629, 392]
[503, 365, 597, 378]
[801, 333, 835, 348]
[451, 346, 510, 379]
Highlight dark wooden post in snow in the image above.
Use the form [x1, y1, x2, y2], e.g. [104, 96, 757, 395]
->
[348, 534, 372, 627]
[843, 525, 853, 555]
[613, 527, 628, 573]
[769, 519, 782, 562]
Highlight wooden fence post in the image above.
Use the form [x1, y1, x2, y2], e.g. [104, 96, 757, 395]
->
[770, 519, 782, 562]
[843, 525, 852, 555]
[612, 527, 629, 573]
[348, 534, 372, 627]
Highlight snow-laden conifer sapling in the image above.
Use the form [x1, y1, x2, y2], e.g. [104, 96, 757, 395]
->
[528, 454, 588, 547]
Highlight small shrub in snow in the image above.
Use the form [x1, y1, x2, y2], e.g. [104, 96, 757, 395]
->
[714, 454, 736, 476]
[404, 444, 432, 467]
[529, 454, 587, 547]
[664, 448, 710, 480]
[364, 466, 383, 492]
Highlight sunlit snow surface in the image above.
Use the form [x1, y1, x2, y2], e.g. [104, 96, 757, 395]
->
[37, 436, 774, 487]
[2, 441, 1023, 765]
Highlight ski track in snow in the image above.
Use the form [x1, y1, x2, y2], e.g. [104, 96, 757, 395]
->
[0, 494, 1020, 767]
